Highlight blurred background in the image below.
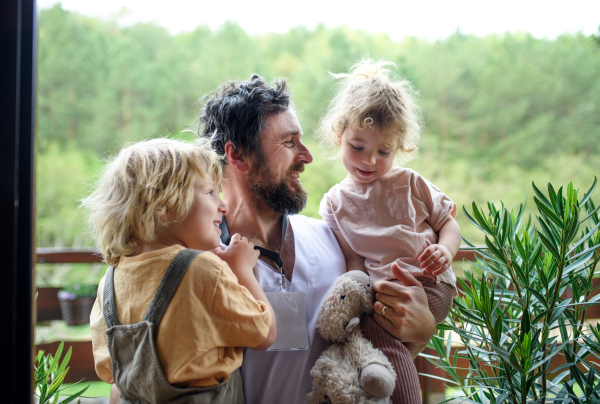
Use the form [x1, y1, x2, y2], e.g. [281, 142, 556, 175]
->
[34, 0, 600, 399]
[36, 0, 600, 283]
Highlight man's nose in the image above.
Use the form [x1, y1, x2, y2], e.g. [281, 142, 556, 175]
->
[218, 198, 229, 215]
[296, 142, 313, 164]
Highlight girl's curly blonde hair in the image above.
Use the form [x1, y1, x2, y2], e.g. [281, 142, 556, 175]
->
[318, 59, 421, 160]
[82, 138, 223, 265]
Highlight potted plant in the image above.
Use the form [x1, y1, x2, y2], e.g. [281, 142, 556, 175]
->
[424, 178, 600, 403]
[57, 283, 97, 326]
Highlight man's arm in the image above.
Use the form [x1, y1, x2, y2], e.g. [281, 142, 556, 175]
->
[372, 263, 436, 360]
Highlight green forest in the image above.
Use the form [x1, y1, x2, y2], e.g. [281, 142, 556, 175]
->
[37, 5, 600, 285]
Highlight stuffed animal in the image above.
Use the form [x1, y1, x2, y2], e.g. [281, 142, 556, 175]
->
[307, 271, 396, 404]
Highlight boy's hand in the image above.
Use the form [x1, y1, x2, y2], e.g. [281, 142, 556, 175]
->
[214, 233, 260, 278]
[419, 244, 453, 277]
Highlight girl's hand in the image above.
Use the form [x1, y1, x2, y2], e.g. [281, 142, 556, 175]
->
[419, 244, 452, 277]
[373, 263, 435, 359]
[214, 233, 260, 278]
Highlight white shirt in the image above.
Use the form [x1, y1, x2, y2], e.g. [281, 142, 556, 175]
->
[239, 214, 346, 404]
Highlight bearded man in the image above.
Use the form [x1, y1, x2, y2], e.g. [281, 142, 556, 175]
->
[199, 75, 435, 404]
[110, 74, 436, 404]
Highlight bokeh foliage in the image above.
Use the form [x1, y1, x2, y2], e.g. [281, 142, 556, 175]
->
[426, 179, 600, 402]
[37, 5, 600, 285]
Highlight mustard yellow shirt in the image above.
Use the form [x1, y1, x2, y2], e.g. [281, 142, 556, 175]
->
[90, 244, 271, 387]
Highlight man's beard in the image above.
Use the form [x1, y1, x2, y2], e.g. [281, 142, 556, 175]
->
[248, 154, 307, 215]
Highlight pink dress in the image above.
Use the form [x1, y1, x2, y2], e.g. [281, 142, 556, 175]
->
[319, 166, 457, 404]
[319, 166, 457, 289]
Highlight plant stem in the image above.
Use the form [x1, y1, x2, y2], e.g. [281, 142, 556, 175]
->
[540, 220, 569, 404]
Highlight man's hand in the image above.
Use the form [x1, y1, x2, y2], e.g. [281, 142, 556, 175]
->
[419, 244, 452, 277]
[214, 233, 260, 279]
[372, 263, 435, 359]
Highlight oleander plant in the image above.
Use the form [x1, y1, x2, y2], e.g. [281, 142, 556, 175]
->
[425, 178, 600, 403]
[34, 341, 89, 404]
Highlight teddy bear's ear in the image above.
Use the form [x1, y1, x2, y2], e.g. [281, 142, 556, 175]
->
[345, 317, 360, 333]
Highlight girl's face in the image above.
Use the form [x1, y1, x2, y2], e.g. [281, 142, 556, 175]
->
[339, 124, 398, 184]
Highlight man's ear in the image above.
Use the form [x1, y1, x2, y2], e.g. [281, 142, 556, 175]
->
[224, 141, 249, 173]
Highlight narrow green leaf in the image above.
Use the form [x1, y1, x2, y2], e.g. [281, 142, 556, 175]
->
[580, 176, 597, 207]
[57, 385, 89, 404]
[48, 341, 64, 373]
[548, 182, 558, 210]
[485, 236, 507, 263]
[567, 220, 600, 255]
[538, 231, 561, 260]
[563, 251, 594, 276]
[565, 207, 580, 244]
[55, 347, 72, 378]
[47, 367, 69, 399]
[538, 216, 560, 244]
[550, 304, 570, 326]
[557, 186, 565, 219]
[579, 202, 600, 225]
[524, 286, 548, 308]
[463, 205, 493, 235]
[533, 181, 553, 209]
[567, 243, 600, 262]
[417, 373, 460, 385]
[535, 197, 564, 229]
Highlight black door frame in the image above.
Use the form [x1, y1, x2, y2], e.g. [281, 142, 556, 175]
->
[0, 0, 37, 402]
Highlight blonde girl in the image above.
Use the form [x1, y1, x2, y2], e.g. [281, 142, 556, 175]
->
[318, 60, 461, 404]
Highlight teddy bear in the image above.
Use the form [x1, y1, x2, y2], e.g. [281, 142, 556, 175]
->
[307, 270, 396, 404]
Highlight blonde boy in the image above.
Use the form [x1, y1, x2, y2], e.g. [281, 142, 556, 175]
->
[86, 138, 276, 403]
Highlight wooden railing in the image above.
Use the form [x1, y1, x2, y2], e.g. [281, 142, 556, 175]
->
[34, 247, 479, 400]
[35, 247, 479, 263]
[35, 247, 600, 401]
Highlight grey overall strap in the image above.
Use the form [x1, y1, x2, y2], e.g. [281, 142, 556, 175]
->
[143, 249, 202, 326]
[102, 266, 120, 328]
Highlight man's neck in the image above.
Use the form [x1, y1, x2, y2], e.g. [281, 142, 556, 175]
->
[222, 181, 284, 251]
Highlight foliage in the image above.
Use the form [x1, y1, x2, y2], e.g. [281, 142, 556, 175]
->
[34, 341, 89, 404]
[424, 177, 600, 403]
[36, 4, 600, 254]
[58, 283, 98, 300]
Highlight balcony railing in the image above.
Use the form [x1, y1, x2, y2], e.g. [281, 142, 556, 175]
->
[40, 247, 599, 402]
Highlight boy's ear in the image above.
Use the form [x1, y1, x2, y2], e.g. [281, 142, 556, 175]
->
[224, 141, 249, 173]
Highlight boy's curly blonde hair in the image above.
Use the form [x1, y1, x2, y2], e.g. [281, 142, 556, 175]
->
[318, 59, 421, 159]
[82, 138, 223, 265]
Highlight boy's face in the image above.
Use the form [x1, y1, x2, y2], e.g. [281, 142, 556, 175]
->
[339, 124, 398, 184]
[164, 178, 227, 251]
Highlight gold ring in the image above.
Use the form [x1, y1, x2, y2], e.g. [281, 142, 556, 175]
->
[381, 305, 388, 319]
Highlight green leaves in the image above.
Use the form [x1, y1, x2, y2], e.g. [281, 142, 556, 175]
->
[34, 341, 89, 404]
[427, 178, 600, 403]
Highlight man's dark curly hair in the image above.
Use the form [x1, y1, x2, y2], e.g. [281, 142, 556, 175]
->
[198, 74, 291, 164]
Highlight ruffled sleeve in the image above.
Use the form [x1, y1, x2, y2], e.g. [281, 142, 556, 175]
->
[318, 190, 339, 230]
[412, 172, 457, 232]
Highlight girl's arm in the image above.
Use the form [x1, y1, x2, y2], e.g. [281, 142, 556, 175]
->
[332, 229, 367, 274]
[419, 216, 461, 277]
